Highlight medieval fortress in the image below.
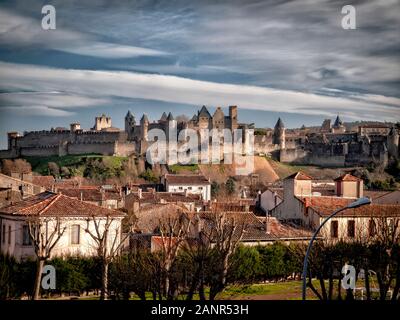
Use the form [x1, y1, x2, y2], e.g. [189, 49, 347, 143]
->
[0, 105, 398, 168]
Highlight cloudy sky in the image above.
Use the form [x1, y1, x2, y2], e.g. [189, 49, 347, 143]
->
[0, 0, 399, 148]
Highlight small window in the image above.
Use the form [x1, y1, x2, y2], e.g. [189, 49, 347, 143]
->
[368, 219, 376, 237]
[179, 186, 183, 190]
[331, 221, 338, 238]
[8, 225, 11, 245]
[347, 220, 355, 238]
[71, 225, 80, 245]
[188, 187, 192, 190]
[199, 187, 203, 190]
[22, 225, 32, 245]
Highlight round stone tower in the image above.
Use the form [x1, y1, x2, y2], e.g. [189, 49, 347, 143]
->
[140, 114, 149, 141]
[125, 111, 135, 139]
[273, 118, 285, 149]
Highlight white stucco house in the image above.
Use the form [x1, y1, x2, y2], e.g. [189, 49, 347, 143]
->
[0, 191, 125, 261]
[162, 174, 211, 201]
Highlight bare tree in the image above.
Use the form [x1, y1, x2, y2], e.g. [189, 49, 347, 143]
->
[27, 216, 66, 300]
[47, 162, 60, 178]
[1, 159, 31, 176]
[368, 217, 400, 300]
[293, 216, 400, 301]
[183, 232, 212, 301]
[1, 159, 14, 175]
[157, 211, 191, 300]
[203, 211, 246, 300]
[14, 159, 32, 174]
[84, 214, 130, 300]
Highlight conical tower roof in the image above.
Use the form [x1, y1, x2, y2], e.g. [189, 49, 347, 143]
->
[125, 110, 133, 118]
[167, 112, 175, 121]
[160, 112, 168, 121]
[198, 105, 211, 118]
[274, 118, 284, 129]
[140, 114, 149, 123]
[333, 115, 343, 127]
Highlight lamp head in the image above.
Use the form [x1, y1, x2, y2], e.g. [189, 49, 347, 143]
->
[347, 197, 371, 209]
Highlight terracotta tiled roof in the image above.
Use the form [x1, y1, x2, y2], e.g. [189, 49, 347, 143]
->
[297, 196, 400, 217]
[32, 175, 55, 190]
[164, 174, 210, 185]
[198, 211, 313, 242]
[151, 235, 179, 251]
[57, 187, 103, 202]
[134, 203, 190, 233]
[53, 177, 91, 188]
[285, 172, 312, 181]
[209, 201, 256, 212]
[103, 189, 122, 200]
[364, 190, 395, 200]
[334, 174, 361, 182]
[259, 217, 314, 240]
[57, 187, 122, 202]
[0, 191, 125, 217]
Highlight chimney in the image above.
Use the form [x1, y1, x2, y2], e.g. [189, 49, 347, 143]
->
[303, 197, 310, 216]
[138, 188, 142, 199]
[265, 214, 270, 234]
[80, 191, 83, 202]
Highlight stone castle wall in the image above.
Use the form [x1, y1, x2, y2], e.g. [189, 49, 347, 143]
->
[280, 148, 346, 166]
[67, 142, 116, 156]
[0, 129, 134, 158]
[16, 130, 126, 148]
[115, 142, 136, 157]
[280, 148, 308, 163]
[20, 146, 59, 157]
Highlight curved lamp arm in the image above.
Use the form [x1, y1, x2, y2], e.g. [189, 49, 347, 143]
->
[301, 197, 371, 300]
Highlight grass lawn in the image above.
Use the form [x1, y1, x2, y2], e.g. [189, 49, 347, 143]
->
[72, 278, 382, 301]
[169, 164, 199, 174]
[123, 281, 319, 301]
[24, 154, 128, 176]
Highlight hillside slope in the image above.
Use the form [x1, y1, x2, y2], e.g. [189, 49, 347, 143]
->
[199, 156, 279, 183]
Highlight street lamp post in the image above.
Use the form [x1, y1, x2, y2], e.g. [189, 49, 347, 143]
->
[302, 197, 371, 300]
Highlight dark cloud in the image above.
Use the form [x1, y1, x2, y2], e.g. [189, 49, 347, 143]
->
[0, 0, 399, 147]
